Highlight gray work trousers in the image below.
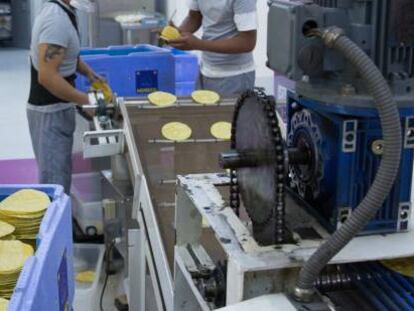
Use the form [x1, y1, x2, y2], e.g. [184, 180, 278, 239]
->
[196, 71, 256, 96]
[27, 104, 76, 194]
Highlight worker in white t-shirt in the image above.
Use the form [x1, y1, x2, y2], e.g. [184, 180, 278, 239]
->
[169, 0, 257, 96]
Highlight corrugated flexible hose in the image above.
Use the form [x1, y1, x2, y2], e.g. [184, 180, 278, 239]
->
[294, 31, 402, 301]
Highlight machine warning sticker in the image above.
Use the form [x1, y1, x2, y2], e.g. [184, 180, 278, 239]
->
[58, 250, 69, 311]
[136, 70, 159, 95]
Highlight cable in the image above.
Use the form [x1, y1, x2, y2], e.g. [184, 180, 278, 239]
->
[294, 27, 402, 302]
[99, 240, 116, 311]
[99, 271, 110, 311]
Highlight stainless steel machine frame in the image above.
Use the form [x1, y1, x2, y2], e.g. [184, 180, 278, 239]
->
[83, 97, 173, 310]
[82, 91, 414, 310]
[83, 96, 236, 311]
[174, 173, 414, 310]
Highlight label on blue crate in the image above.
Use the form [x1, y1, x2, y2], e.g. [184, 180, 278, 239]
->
[136, 70, 159, 95]
[58, 250, 69, 311]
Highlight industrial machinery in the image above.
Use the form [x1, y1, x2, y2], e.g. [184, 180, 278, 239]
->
[171, 0, 414, 310]
[81, 90, 237, 311]
[80, 1, 414, 310]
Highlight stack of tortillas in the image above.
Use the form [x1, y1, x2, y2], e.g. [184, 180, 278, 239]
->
[0, 190, 50, 240]
[0, 221, 15, 241]
[160, 25, 181, 41]
[0, 297, 8, 311]
[0, 240, 33, 299]
[76, 271, 96, 283]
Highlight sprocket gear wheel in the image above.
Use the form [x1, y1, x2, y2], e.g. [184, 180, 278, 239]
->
[230, 89, 287, 244]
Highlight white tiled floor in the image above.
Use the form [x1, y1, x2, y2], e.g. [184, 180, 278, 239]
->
[0, 48, 34, 160]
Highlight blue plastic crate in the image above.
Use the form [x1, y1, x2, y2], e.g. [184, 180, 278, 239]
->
[175, 81, 196, 97]
[2, 185, 74, 311]
[169, 48, 199, 83]
[76, 44, 176, 97]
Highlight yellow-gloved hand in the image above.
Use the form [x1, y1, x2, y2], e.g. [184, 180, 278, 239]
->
[91, 80, 114, 103]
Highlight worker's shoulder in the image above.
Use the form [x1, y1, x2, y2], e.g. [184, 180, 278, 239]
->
[231, 0, 257, 5]
[39, 3, 71, 21]
[34, 3, 72, 33]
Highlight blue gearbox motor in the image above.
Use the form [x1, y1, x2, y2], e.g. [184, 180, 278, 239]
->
[287, 92, 414, 234]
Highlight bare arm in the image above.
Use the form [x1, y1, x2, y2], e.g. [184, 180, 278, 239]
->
[169, 30, 257, 54]
[38, 43, 89, 105]
[77, 58, 105, 84]
[77, 58, 92, 77]
[199, 30, 256, 53]
[177, 10, 202, 34]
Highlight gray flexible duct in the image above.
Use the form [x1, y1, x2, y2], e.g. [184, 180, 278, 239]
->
[294, 30, 402, 301]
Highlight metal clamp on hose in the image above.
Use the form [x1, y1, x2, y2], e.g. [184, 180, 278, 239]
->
[321, 26, 345, 47]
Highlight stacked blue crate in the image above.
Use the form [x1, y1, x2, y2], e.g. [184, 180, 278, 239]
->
[169, 48, 199, 96]
[76, 44, 176, 96]
[3, 185, 74, 311]
[76, 45, 199, 97]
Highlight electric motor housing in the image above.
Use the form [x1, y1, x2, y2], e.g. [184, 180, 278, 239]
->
[268, 0, 414, 102]
[287, 92, 414, 234]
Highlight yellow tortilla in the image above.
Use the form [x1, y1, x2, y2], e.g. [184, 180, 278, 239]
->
[162, 122, 192, 141]
[91, 80, 113, 102]
[0, 234, 16, 241]
[160, 25, 181, 41]
[0, 212, 44, 219]
[210, 122, 232, 140]
[0, 221, 14, 239]
[0, 298, 8, 310]
[148, 91, 177, 107]
[192, 90, 220, 105]
[0, 189, 50, 214]
[381, 257, 414, 277]
[76, 270, 96, 283]
[23, 243, 34, 257]
[0, 241, 33, 274]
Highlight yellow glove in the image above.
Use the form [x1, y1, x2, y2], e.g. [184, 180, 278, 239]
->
[91, 80, 114, 103]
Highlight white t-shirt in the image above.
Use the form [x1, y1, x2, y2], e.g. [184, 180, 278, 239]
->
[187, 0, 258, 78]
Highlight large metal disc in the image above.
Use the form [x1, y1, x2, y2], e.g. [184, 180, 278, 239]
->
[235, 94, 278, 225]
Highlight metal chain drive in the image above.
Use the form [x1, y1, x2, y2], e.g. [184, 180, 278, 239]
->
[230, 88, 287, 243]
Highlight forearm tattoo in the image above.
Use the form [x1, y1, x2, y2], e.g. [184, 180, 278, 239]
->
[44, 44, 65, 62]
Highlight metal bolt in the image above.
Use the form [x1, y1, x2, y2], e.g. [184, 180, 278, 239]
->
[372, 140, 385, 155]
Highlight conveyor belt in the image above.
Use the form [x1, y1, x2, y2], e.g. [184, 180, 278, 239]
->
[123, 98, 236, 267]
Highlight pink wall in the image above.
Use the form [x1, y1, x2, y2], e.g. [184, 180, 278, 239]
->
[0, 153, 92, 184]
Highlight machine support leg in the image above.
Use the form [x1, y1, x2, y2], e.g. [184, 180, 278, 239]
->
[128, 229, 146, 311]
[226, 258, 245, 305]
